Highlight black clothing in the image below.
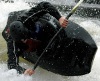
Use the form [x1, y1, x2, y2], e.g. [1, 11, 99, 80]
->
[17, 2, 61, 31]
[4, 2, 61, 74]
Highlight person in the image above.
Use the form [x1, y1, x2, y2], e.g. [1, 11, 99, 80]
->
[3, 1, 68, 76]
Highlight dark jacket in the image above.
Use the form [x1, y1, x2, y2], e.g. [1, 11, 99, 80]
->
[4, 2, 61, 74]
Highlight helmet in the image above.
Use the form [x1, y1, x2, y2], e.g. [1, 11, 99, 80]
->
[9, 21, 30, 41]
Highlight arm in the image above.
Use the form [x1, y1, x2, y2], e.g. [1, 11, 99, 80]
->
[17, 2, 61, 23]
[28, 2, 61, 20]
[18, 2, 68, 28]
[7, 35, 26, 74]
[32, 2, 68, 27]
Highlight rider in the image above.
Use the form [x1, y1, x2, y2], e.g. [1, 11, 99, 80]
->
[2, 1, 68, 76]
